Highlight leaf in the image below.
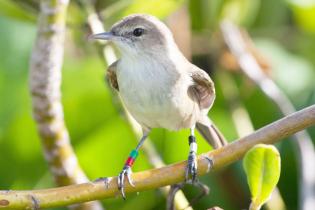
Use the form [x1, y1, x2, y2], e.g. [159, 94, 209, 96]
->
[220, 0, 261, 26]
[288, 1, 315, 33]
[243, 144, 281, 210]
[0, 0, 36, 22]
[122, 0, 185, 18]
[101, 0, 185, 25]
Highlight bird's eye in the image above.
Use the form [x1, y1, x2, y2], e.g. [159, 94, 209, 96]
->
[133, 28, 144, 37]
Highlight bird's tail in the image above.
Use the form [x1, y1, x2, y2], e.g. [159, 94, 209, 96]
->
[196, 121, 227, 149]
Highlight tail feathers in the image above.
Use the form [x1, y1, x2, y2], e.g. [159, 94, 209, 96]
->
[196, 122, 227, 149]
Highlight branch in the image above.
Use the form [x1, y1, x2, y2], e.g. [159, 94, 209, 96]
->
[0, 105, 314, 209]
[29, 0, 103, 209]
[220, 21, 315, 210]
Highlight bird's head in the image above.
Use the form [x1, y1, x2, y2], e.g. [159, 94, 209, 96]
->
[90, 14, 175, 57]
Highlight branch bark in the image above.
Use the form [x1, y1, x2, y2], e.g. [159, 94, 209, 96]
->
[0, 104, 314, 209]
[29, 0, 103, 209]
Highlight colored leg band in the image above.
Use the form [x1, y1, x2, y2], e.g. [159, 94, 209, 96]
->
[125, 149, 139, 167]
[189, 135, 197, 153]
[190, 142, 197, 153]
[188, 135, 196, 145]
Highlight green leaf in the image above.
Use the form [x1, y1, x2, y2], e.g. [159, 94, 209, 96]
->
[220, 0, 261, 26]
[0, 0, 36, 22]
[288, 1, 315, 33]
[123, 0, 185, 18]
[243, 144, 281, 210]
[101, 0, 185, 25]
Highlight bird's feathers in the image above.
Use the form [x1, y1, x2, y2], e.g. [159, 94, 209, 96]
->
[188, 66, 215, 110]
[196, 121, 227, 149]
[103, 13, 226, 149]
[107, 60, 216, 113]
[106, 60, 119, 91]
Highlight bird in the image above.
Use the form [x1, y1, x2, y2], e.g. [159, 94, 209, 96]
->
[90, 14, 227, 199]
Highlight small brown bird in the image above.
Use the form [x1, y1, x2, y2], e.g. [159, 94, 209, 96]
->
[91, 14, 227, 198]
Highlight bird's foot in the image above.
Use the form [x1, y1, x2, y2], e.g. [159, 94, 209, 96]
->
[185, 154, 214, 183]
[117, 165, 134, 199]
[185, 151, 198, 183]
[201, 155, 214, 173]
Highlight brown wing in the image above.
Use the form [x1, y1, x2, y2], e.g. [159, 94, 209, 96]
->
[189, 67, 226, 148]
[106, 61, 119, 91]
[188, 66, 215, 110]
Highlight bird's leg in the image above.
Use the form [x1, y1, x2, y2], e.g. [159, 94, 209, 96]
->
[185, 127, 198, 183]
[118, 132, 149, 199]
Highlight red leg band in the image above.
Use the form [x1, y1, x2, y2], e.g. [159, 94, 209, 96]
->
[125, 157, 135, 166]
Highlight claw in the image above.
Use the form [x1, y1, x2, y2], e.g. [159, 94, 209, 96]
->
[201, 155, 214, 173]
[185, 151, 198, 183]
[118, 165, 134, 199]
[126, 169, 135, 187]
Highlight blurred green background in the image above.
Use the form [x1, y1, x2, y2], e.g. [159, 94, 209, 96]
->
[0, 0, 315, 210]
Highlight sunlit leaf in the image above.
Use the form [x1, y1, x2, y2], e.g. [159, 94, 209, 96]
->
[286, 0, 315, 7]
[102, 0, 185, 23]
[287, 1, 315, 33]
[0, 0, 36, 22]
[220, 0, 261, 26]
[243, 144, 281, 210]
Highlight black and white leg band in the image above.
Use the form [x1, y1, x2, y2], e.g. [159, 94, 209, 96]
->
[189, 135, 197, 154]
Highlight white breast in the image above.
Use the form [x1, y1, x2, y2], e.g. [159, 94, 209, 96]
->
[116, 55, 197, 130]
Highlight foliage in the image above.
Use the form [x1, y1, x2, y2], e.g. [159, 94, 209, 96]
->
[243, 144, 281, 210]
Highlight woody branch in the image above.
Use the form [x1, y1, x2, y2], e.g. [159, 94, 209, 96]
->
[29, 0, 103, 209]
[0, 104, 314, 209]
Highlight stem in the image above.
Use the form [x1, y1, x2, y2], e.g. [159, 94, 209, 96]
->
[249, 201, 262, 210]
[29, 0, 103, 209]
[0, 104, 314, 209]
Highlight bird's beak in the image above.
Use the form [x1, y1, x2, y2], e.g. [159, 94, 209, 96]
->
[89, 32, 115, 40]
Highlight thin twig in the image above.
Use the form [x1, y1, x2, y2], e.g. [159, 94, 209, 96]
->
[29, 0, 103, 210]
[220, 21, 315, 210]
[0, 104, 314, 209]
[167, 184, 185, 210]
